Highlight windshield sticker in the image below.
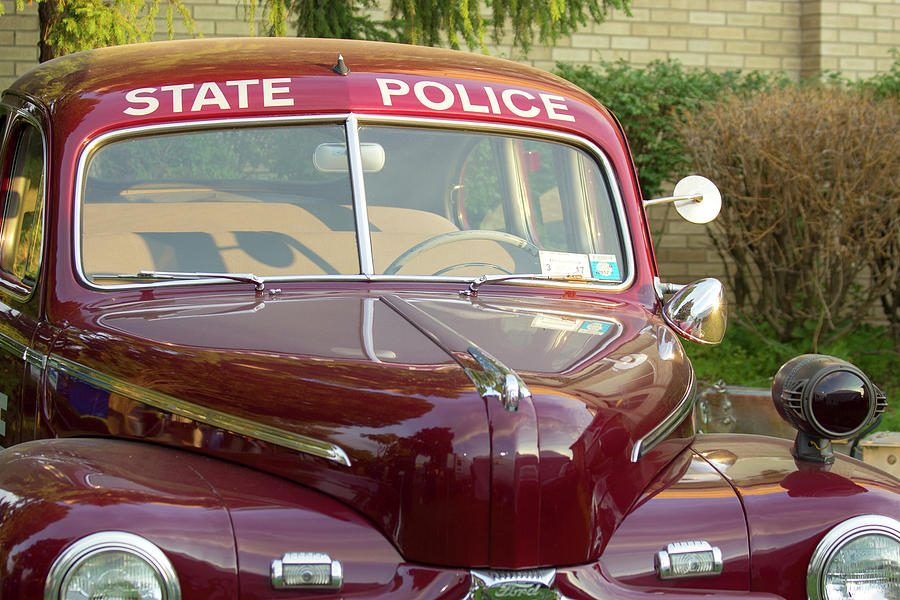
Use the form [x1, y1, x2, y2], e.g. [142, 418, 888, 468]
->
[540, 251, 591, 278]
[589, 254, 621, 281]
[376, 78, 575, 122]
[531, 315, 614, 336]
[579, 320, 613, 335]
[532, 315, 580, 332]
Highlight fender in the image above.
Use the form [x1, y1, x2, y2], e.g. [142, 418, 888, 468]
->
[0, 437, 411, 600]
[599, 443, 750, 591]
[0, 438, 240, 598]
[692, 434, 900, 599]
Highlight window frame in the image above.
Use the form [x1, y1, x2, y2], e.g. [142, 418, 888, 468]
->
[74, 113, 635, 293]
[0, 108, 47, 300]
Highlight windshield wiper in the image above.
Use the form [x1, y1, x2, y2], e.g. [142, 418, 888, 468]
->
[97, 270, 266, 291]
[461, 273, 590, 297]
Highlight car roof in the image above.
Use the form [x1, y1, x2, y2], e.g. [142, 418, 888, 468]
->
[4, 38, 615, 138]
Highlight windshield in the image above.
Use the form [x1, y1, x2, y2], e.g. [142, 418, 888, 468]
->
[79, 121, 627, 286]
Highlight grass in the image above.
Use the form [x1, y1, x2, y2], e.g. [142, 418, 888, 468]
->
[685, 322, 900, 433]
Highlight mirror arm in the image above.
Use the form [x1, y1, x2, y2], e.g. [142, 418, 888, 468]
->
[643, 194, 703, 208]
[655, 277, 686, 297]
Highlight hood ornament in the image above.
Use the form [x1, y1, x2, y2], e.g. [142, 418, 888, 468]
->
[379, 294, 530, 411]
[468, 569, 559, 600]
[465, 346, 530, 412]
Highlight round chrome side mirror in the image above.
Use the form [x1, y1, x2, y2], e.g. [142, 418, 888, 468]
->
[663, 278, 727, 344]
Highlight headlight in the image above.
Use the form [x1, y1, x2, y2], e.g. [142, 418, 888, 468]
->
[44, 531, 181, 600]
[807, 515, 900, 600]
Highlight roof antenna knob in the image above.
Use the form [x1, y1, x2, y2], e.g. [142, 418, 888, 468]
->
[332, 54, 350, 76]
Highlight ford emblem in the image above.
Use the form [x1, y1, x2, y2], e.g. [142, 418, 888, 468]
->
[469, 569, 559, 600]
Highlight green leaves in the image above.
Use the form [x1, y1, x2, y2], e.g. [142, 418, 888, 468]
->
[275, 0, 631, 53]
[556, 59, 785, 198]
[35, 0, 197, 59]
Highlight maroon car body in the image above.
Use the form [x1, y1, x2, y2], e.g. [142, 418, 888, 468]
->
[0, 38, 897, 600]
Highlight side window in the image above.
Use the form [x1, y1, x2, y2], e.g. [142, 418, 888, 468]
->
[0, 119, 45, 290]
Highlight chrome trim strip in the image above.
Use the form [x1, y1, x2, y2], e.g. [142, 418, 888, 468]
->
[46, 355, 352, 467]
[346, 114, 375, 275]
[44, 531, 181, 600]
[74, 113, 635, 293]
[22, 347, 46, 369]
[0, 330, 26, 357]
[631, 366, 695, 462]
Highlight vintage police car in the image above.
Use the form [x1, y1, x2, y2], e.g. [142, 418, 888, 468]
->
[0, 37, 897, 600]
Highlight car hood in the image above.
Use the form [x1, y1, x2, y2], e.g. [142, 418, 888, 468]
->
[49, 288, 694, 569]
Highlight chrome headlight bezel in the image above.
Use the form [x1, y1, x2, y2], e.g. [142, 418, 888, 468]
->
[44, 531, 181, 600]
[807, 514, 900, 600]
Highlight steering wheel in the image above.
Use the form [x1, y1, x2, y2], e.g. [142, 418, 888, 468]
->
[383, 230, 540, 276]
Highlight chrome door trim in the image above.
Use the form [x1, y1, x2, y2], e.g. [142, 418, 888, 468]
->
[631, 367, 695, 462]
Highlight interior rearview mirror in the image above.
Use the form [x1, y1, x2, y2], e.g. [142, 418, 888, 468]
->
[314, 142, 386, 173]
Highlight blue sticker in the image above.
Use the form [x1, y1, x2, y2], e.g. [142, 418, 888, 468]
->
[578, 321, 612, 335]
[589, 254, 620, 281]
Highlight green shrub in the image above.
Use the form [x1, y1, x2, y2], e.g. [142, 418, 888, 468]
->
[679, 85, 900, 349]
[856, 49, 900, 100]
[555, 60, 786, 197]
[687, 322, 900, 433]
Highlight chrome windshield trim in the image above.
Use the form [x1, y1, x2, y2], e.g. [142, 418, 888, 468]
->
[72, 114, 352, 292]
[631, 366, 695, 462]
[74, 113, 635, 293]
[46, 355, 352, 467]
[356, 114, 635, 290]
[346, 114, 375, 275]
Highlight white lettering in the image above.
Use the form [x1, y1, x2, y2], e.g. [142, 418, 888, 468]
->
[263, 78, 294, 107]
[191, 82, 230, 112]
[123, 88, 159, 116]
[502, 89, 540, 118]
[455, 84, 489, 114]
[540, 93, 574, 122]
[377, 78, 410, 106]
[161, 84, 195, 113]
[483, 86, 502, 114]
[226, 79, 259, 109]
[414, 81, 454, 111]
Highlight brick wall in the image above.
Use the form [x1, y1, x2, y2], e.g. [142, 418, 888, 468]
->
[2, 0, 899, 286]
[0, 0, 40, 86]
[5, 0, 900, 90]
